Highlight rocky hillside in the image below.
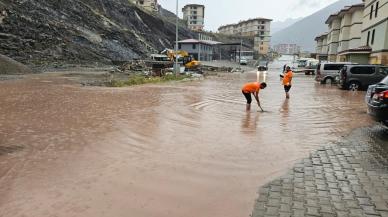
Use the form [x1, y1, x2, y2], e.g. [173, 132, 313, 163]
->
[0, 0, 195, 66]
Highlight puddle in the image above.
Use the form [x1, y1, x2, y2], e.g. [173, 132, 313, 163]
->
[0, 61, 374, 217]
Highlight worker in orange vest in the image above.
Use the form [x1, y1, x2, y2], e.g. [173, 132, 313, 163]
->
[241, 82, 267, 111]
[281, 66, 293, 99]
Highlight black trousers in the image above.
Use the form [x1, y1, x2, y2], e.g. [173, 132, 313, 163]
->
[242, 91, 252, 104]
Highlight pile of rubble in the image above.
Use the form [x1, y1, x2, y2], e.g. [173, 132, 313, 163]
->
[117, 60, 150, 73]
[201, 65, 234, 73]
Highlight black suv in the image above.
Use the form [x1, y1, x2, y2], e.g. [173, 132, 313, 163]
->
[366, 76, 388, 127]
[337, 65, 388, 90]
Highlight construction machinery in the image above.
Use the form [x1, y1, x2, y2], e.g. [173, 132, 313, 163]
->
[161, 49, 201, 71]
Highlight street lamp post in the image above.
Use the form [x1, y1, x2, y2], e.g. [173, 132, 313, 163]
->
[175, 0, 179, 76]
[239, 39, 242, 63]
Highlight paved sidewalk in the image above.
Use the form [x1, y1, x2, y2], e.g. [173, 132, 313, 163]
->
[252, 126, 388, 217]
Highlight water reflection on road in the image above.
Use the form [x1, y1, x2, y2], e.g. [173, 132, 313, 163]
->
[0, 63, 374, 217]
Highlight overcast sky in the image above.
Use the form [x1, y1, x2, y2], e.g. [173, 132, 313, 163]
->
[158, 0, 340, 31]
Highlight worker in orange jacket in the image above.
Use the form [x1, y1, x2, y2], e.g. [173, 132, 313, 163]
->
[281, 66, 293, 99]
[241, 82, 267, 111]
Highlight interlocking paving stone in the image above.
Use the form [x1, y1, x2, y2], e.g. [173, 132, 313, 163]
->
[306, 206, 320, 216]
[252, 126, 388, 217]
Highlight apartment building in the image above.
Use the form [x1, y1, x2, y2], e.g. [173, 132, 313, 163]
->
[218, 18, 272, 55]
[336, 4, 368, 63]
[325, 13, 342, 62]
[361, 0, 388, 64]
[182, 4, 205, 31]
[315, 1, 388, 64]
[273, 44, 301, 55]
[315, 33, 329, 61]
[130, 0, 158, 12]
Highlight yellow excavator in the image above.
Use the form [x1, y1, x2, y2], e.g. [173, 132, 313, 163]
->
[161, 49, 201, 71]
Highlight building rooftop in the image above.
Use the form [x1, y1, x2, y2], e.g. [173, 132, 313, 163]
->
[338, 45, 372, 55]
[218, 17, 273, 30]
[315, 33, 328, 41]
[182, 4, 205, 9]
[337, 3, 365, 17]
[326, 3, 365, 24]
[178, 39, 221, 45]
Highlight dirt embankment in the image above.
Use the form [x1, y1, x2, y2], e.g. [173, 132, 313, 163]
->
[0, 0, 195, 67]
[0, 54, 32, 74]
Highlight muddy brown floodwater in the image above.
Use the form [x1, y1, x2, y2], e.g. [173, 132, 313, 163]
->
[0, 62, 374, 217]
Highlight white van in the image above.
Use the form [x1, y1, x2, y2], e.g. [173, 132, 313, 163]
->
[315, 62, 353, 84]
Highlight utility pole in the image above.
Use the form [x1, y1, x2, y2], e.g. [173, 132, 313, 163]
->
[175, 0, 179, 76]
[198, 33, 201, 61]
[239, 39, 242, 63]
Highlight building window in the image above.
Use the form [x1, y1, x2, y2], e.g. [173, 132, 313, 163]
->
[178, 44, 181, 49]
[193, 44, 196, 49]
[367, 31, 370, 46]
[370, 5, 374, 20]
[375, 1, 379, 17]
[371, 29, 375, 45]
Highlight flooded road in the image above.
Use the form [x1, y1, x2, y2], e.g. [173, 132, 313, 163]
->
[0, 62, 374, 217]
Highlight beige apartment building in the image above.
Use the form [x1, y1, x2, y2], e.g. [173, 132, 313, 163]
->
[130, 0, 158, 12]
[218, 18, 272, 55]
[182, 4, 205, 31]
[325, 13, 341, 62]
[315, 1, 388, 65]
[336, 4, 367, 63]
[315, 33, 329, 61]
[361, 0, 388, 64]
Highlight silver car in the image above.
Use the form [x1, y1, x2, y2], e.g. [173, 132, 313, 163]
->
[315, 62, 353, 84]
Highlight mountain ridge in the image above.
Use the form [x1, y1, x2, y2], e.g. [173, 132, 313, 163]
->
[271, 17, 303, 34]
[271, 0, 362, 52]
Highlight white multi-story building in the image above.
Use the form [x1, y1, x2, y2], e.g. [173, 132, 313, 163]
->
[182, 4, 205, 31]
[218, 18, 272, 55]
[130, 0, 158, 12]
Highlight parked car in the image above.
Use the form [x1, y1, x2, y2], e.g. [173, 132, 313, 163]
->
[366, 75, 388, 126]
[338, 65, 388, 90]
[304, 59, 319, 75]
[315, 62, 353, 84]
[257, 65, 268, 71]
[240, 58, 248, 65]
